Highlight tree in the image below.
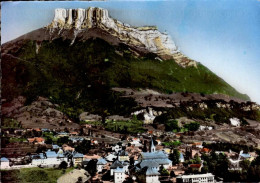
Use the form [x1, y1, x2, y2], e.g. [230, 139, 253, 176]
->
[201, 166, 209, 173]
[240, 159, 250, 170]
[59, 161, 68, 169]
[143, 140, 148, 152]
[184, 122, 200, 131]
[165, 120, 180, 132]
[45, 136, 53, 144]
[75, 139, 91, 154]
[170, 171, 176, 177]
[85, 159, 97, 177]
[193, 153, 201, 164]
[169, 149, 180, 165]
[159, 165, 169, 176]
[36, 145, 47, 154]
[57, 136, 69, 146]
[130, 156, 135, 166]
[70, 160, 74, 167]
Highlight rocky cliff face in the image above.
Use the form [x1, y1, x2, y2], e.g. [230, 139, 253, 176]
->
[47, 7, 196, 67]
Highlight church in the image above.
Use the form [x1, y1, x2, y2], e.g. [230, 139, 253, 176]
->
[137, 139, 172, 183]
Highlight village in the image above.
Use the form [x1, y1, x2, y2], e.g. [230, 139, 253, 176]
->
[1, 118, 260, 183]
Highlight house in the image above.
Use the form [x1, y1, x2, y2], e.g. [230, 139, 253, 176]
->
[72, 152, 84, 166]
[192, 142, 203, 148]
[176, 173, 215, 183]
[14, 129, 25, 135]
[69, 131, 78, 136]
[189, 164, 202, 172]
[112, 145, 122, 153]
[156, 139, 161, 145]
[69, 137, 84, 143]
[230, 118, 241, 127]
[138, 139, 172, 169]
[114, 167, 126, 183]
[118, 150, 129, 162]
[179, 153, 185, 163]
[91, 139, 98, 145]
[57, 132, 69, 137]
[131, 138, 142, 147]
[41, 128, 50, 132]
[96, 158, 107, 173]
[34, 128, 41, 132]
[84, 154, 101, 160]
[31, 149, 66, 167]
[240, 153, 251, 160]
[27, 137, 45, 144]
[200, 148, 211, 154]
[199, 126, 213, 131]
[146, 167, 160, 183]
[110, 160, 124, 176]
[106, 153, 117, 162]
[163, 148, 171, 154]
[62, 144, 75, 152]
[52, 145, 60, 150]
[0, 157, 10, 169]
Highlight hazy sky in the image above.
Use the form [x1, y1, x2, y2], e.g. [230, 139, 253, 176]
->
[1, 0, 260, 103]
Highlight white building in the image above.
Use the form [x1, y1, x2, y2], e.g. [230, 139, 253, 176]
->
[96, 158, 107, 173]
[114, 167, 126, 183]
[0, 157, 10, 169]
[110, 160, 129, 176]
[118, 150, 129, 162]
[176, 173, 215, 183]
[131, 138, 142, 147]
[146, 167, 160, 183]
[199, 126, 213, 131]
[230, 118, 241, 127]
[31, 149, 66, 167]
[106, 153, 117, 162]
[112, 145, 122, 153]
[110, 160, 124, 176]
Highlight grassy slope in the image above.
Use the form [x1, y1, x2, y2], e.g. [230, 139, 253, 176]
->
[2, 38, 249, 119]
[1, 168, 73, 183]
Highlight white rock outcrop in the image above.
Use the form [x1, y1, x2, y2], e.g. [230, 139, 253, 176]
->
[47, 7, 196, 67]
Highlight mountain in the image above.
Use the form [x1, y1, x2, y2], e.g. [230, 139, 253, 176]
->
[1, 7, 251, 121]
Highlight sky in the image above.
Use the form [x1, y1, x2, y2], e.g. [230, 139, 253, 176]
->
[1, 0, 260, 103]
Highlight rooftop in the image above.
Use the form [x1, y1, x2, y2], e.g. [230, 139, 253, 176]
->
[111, 160, 124, 169]
[97, 158, 107, 165]
[146, 167, 160, 176]
[141, 151, 168, 159]
[1, 157, 9, 162]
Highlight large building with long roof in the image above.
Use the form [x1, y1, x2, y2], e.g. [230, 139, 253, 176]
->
[138, 138, 172, 169]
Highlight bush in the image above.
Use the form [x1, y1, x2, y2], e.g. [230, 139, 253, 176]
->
[184, 122, 200, 131]
[59, 161, 68, 169]
[165, 119, 180, 132]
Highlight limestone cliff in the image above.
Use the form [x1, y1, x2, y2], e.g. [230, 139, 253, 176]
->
[47, 7, 196, 67]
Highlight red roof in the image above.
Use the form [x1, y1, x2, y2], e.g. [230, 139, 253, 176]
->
[27, 137, 45, 143]
[189, 164, 202, 168]
[201, 148, 211, 153]
[35, 137, 45, 142]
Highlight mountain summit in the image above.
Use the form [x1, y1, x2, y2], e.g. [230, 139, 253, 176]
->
[2, 7, 250, 118]
[6, 7, 196, 67]
[48, 7, 179, 57]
